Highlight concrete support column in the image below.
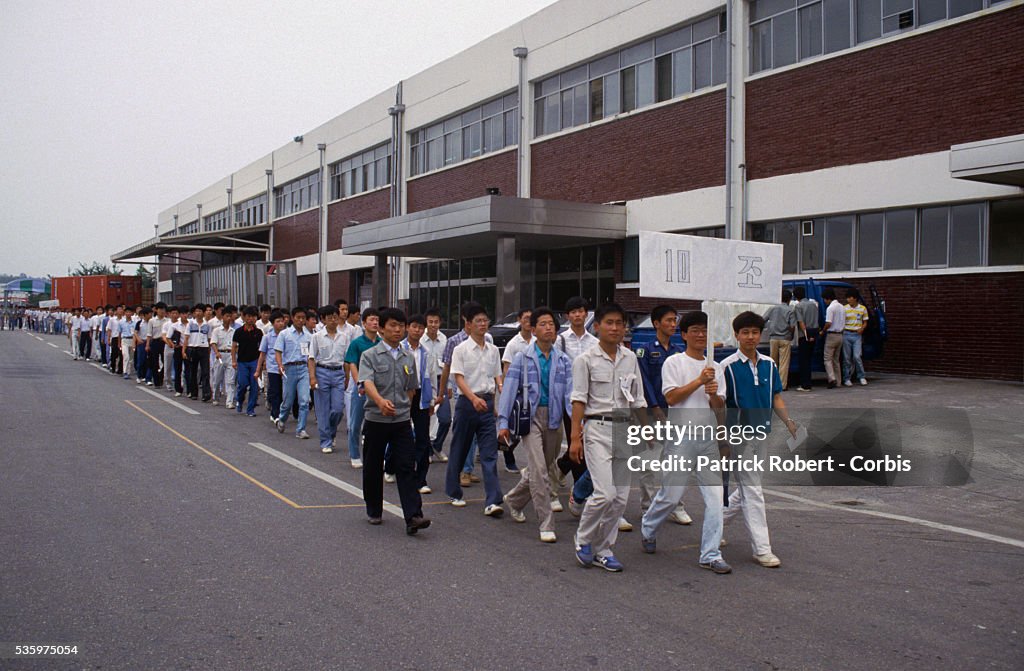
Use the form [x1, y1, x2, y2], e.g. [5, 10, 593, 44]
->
[726, 0, 747, 240]
[495, 235, 519, 320]
[373, 254, 388, 308]
[513, 47, 530, 198]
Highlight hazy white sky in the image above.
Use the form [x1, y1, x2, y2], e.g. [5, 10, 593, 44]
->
[0, 0, 557, 278]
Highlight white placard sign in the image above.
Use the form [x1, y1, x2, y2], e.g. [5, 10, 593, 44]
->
[639, 231, 783, 304]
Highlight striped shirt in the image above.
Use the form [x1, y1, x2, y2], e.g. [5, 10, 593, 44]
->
[844, 304, 869, 331]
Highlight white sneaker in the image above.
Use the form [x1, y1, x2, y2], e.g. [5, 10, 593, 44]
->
[296, 430, 310, 439]
[450, 498, 467, 507]
[384, 473, 396, 483]
[669, 507, 693, 525]
[225, 403, 235, 410]
[618, 517, 633, 532]
[321, 446, 334, 454]
[350, 458, 363, 469]
[859, 378, 868, 386]
[753, 552, 781, 568]
[174, 392, 182, 397]
[418, 485, 432, 494]
[843, 380, 853, 387]
[504, 495, 526, 523]
[550, 498, 563, 513]
[484, 504, 504, 518]
[146, 381, 153, 386]
[539, 531, 557, 543]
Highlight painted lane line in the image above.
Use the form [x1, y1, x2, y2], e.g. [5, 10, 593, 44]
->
[47, 342, 59, 348]
[248, 442, 403, 519]
[125, 400, 303, 509]
[137, 385, 201, 415]
[34, 336, 43, 341]
[765, 489, 1024, 550]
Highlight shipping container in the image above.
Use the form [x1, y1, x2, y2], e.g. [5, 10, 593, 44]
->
[52, 275, 143, 308]
[171, 262, 297, 308]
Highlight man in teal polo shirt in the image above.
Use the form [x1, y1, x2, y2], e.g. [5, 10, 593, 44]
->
[344, 308, 381, 469]
[720, 311, 800, 569]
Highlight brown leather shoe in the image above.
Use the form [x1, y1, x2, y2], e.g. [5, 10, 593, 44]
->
[406, 516, 431, 535]
[460, 472, 472, 487]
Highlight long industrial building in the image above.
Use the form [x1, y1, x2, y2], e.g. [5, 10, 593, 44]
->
[113, 0, 1024, 381]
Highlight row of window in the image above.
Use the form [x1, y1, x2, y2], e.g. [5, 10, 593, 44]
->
[750, 0, 1010, 73]
[234, 193, 267, 228]
[330, 143, 391, 200]
[178, 221, 199, 235]
[274, 172, 321, 216]
[534, 14, 727, 138]
[409, 93, 519, 176]
[749, 199, 1022, 273]
[203, 209, 230, 232]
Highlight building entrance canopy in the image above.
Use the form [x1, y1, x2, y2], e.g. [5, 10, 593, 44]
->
[341, 195, 626, 258]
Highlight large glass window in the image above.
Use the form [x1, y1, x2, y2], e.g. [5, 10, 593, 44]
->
[330, 143, 391, 200]
[751, 0, 1007, 74]
[203, 209, 229, 232]
[750, 200, 1002, 273]
[410, 93, 518, 176]
[234, 193, 267, 228]
[535, 14, 725, 138]
[989, 198, 1024, 266]
[274, 171, 321, 216]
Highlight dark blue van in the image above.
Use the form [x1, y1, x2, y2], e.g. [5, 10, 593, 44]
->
[629, 279, 888, 372]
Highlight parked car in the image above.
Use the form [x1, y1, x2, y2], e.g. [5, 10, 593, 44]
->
[629, 279, 888, 372]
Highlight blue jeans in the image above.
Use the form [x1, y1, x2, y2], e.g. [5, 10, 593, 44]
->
[573, 470, 593, 502]
[445, 395, 502, 506]
[842, 331, 865, 383]
[313, 367, 346, 450]
[641, 437, 724, 564]
[236, 360, 259, 414]
[278, 364, 310, 433]
[347, 389, 366, 460]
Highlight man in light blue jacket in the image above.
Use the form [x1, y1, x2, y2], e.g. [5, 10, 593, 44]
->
[498, 307, 573, 543]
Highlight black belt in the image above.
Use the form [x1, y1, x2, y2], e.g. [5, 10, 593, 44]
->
[585, 414, 628, 423]
[316, 363, 344, 370]
[285, 361, 306, 366]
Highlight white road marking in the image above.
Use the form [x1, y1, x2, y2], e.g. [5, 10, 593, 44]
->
[248, 442, 403, 519]
[34, 336, 44, 341]
[47, 342, 58, 348]
[137, 385, 200, 415]
[765, 489, 1024, 550]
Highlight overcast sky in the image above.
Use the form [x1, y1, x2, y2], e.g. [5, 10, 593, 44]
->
[0, 0, 556, 279]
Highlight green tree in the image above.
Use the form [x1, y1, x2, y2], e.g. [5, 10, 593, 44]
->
[136, 264, 156, 289]
[69, 261, 121, 276]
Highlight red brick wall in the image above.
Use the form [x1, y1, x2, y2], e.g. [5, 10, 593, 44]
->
[296, 274, 317, 309]
[273, 209, 319, 260]
[531, 90, 726, 203]
[829, 271, 1024, 382]
[746, 7, 1024, 180]
[328, 270, 353, 304]
[407, 150, 517, 213]
[328, 189, 391, 251]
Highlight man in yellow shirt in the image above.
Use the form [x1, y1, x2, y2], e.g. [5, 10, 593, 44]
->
[842, 292, 869, 387]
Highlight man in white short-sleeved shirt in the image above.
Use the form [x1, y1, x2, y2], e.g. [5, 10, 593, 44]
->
[641, 310, 731, 573]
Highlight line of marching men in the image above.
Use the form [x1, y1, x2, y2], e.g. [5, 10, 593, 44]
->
[58, 297, 801, 574]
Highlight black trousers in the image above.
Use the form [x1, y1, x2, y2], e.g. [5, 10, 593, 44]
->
[78, 332, 92, 359]
[798, 337, 815, 389]
[186, 347, 211, 400]
[410, 393, 431, 487]
[557, 413, 588, 482]
[148, 341, 165, 387]
[173, 347, 185, 393]
[109, 338, 122, 373]
[362, 419, 422, 522]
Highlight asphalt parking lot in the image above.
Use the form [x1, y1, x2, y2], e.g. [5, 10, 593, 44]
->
[2, 330, 1022, 670]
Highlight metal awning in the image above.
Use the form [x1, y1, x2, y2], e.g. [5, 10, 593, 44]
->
[341, 195, 627, 257]
[950, 134, 1024, 187]
[111, 223, 272, 262]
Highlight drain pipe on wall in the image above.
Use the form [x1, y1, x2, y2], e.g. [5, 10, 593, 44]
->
[388, 82, 406, 306]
